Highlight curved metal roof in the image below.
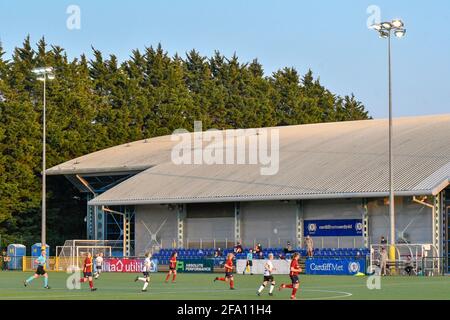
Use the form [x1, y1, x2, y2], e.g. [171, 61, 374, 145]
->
[47, 114, 450, 205]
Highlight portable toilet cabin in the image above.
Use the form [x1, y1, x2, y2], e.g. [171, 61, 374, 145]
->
[31, 243, 50, 257]
[31, 243, 50, 269]
[7, 244, 26, 270]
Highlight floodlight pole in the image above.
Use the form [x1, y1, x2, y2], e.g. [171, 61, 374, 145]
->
[387, 31, 395, 250]
[33, 67, 54, 250]
[42, 74, 47, 249]
[371, 20, 406, 264]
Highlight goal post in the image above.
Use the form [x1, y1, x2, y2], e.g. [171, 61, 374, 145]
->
[54, 239, 117, 271]
[75, 246, 112, 268]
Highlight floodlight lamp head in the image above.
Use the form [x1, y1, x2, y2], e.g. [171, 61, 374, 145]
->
[391, 19, 404, 28]
[379, 30, 390, 39]
[371, 24, 382, 31]
[381, 22, 393, 30]
[394, 28, 406, 38]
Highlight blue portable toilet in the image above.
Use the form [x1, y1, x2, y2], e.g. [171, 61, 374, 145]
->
[31, 243, 49, 257]
[7, 244, 26, 270]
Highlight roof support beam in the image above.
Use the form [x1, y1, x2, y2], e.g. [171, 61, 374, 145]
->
[88, 190, 438, 207]
[102, 206, 132, 257]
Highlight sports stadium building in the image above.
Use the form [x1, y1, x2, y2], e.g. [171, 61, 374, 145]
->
[47, 114, 450, 270]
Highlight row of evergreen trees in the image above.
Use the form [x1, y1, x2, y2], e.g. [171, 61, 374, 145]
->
[0, 37, 370, 248]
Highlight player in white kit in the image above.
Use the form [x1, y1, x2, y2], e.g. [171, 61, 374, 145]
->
[94, 253, 104, 279]
[134, 252, 153, 292]
[257, 253, 276, 296]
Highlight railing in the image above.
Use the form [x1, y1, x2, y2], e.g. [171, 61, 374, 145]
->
[369, 243, 442, 276]
[156, 237, 364, 250]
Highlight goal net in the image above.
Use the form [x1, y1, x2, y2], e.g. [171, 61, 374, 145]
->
[55, 240, 114, 271]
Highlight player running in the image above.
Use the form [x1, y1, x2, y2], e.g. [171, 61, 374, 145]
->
[24, 249, 50, 289]
[94, 252, 104, 279]
[257, 253, 276, 296]
[75, 252, 97, 291]
[279, 252, 302, 300]
[134, 252, 153, 292]
[165, 251, 177, 283]
[214, 252, 235, 290]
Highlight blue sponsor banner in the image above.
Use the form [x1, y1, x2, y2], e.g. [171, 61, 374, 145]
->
[304, 219, 363, 237]
[305, 258, 366, 275]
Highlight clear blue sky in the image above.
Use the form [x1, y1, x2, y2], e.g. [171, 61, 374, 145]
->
[1, 0, 449, 118]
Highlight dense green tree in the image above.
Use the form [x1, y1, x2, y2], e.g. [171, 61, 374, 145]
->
[0, 37, 42, 245]
[0, 38, 370, 249]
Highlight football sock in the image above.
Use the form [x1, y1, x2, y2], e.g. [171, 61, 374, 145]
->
[292, 287, 297, 297]
[79, 278, 86, 283]
[172, 274, 177, 282]
[285, 284, 293, 289]
[165, 274, 170, 282]
[269, 284, 274, 294]
[230, 280, 234, 288]
[138, 277, 146, 282]
[44, 277, 48, 287]
[143, 280, 149, 290]
[89, 280, 93, 289]
[258, 285, 265, 293]
[217, 277, 226, 281]
[26, 276, 34, 283]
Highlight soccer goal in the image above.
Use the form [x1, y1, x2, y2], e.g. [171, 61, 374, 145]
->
[55, 240, 113, 271]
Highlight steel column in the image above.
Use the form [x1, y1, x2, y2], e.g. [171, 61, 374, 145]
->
[234, 202, 241, 245]
[86, 194, 94, 240]
[123, 208, 132, 257]
[433, 193, 442, 257]
[94, 205, 105, 240]
[296, 200, 304, 248]
[177, 204, 186, 248]
[362, 198, 369, 248]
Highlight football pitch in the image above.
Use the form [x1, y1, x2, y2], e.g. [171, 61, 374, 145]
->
[0, 272, 449, 300]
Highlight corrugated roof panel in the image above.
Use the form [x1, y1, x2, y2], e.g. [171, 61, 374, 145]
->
[46, 114, 450, 204]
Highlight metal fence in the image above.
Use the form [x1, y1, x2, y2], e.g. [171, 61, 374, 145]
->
[157, 237, 364, 249]
[369, 243, 444, 276]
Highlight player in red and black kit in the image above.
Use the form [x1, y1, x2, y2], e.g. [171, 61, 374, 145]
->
[279, 252, 301, 299]
[214, 253, 235, 290]
[165, 252, 177, 283]
[75, 252, 97, 291]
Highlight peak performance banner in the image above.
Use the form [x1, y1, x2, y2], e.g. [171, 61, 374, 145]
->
[304, 219, 363, 237]
[175, 259, 214, 273]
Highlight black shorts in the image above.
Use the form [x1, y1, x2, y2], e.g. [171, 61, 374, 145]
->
[225, 272, 233, 278]
[143, 271, 149, 277]
[169, 266, 176, 271]
[290, 275, 299, 284]
[263, 275, 274, 282]
[96, 266, 102, 270]
[84, 272, 93, 277]
[36, 265, 46, 276]
[246, 260, 253, 267]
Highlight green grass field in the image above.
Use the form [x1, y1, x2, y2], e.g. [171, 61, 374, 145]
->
[0, 271, 449, 300]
